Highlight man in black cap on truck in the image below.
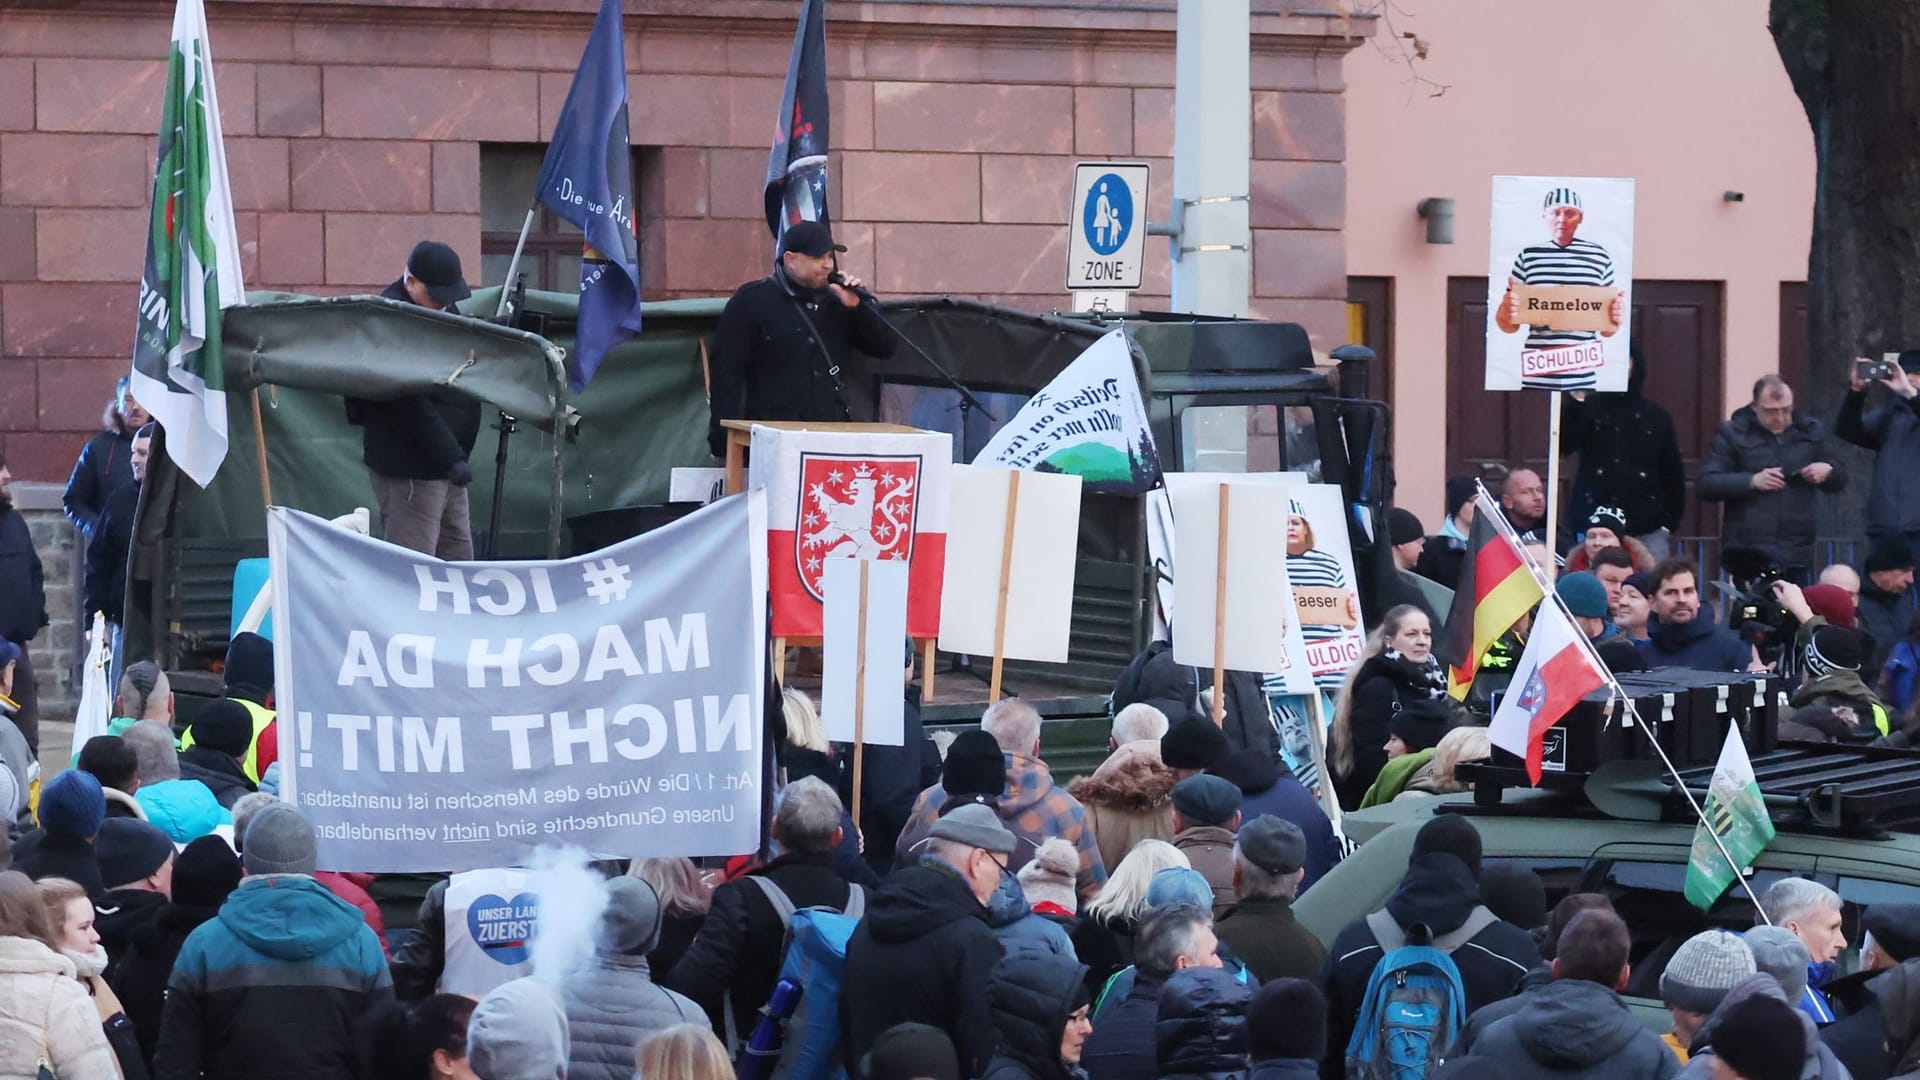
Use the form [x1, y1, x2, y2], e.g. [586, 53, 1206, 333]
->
[706, 220, 895, 457]
[348, 240, 480, 559]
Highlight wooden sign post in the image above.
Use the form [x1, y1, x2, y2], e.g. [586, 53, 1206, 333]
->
[988, 471, 1022, 701]
[851, 560, 869, 827]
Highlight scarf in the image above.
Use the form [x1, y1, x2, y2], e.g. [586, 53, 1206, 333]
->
[1385, 647, 1448, 699]
[64, 944, 109, 979]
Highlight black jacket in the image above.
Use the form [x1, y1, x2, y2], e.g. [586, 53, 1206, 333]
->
[109, 901, 223, 1067]
[176, 747, 256, 809]
[1470, 978, 1678, 1079]
[1836, 386, 1920, 538]
[1639, 616, 1751, 673]
[1562, 359, 1687, 539]
[1698, 406, 1847, 570]
[85, 481, 139, 623]
[344, 280, 482, 481]
[1821, 958, 1920, 1080]
[64, 427, 136, 537]
[706, 267, 896, 457]
[96, 886, 168, 978]
[1215, 755, 1342, 892]
[1156, 968, 1250, 1080]
[11, 828, 105, 899]
[1415, 529, 1467, 592]
[1321, 854, 1540, 1079]
[835, 690, 941, 877]
[664, 851, 857, 1036]
[983, 950, 1091, 1080]
[1858, 582, 1908, 677]
[843, 861, 1003, 1077]
[1113, 641, 1276, 763]
[1081, 970, 1163, 1080]
[0, 503, 46, 644]
[1331, 652, 1445, 811]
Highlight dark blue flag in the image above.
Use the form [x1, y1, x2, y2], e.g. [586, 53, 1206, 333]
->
[535, 0, 640, 391]
[765, 0, 830, 249]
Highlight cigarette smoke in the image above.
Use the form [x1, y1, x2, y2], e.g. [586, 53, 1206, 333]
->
[528, 845, 611, 981]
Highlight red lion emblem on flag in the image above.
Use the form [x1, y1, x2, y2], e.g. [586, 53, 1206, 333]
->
[794, 453, 922, 601]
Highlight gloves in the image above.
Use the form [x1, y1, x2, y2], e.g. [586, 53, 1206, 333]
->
[448, 460, 474, 487]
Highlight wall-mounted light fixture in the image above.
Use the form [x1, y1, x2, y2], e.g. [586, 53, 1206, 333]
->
[1417, 197, 1455, 244]
[1724, 191, 1745, 202]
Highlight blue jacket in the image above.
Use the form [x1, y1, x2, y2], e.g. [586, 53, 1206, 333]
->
[154, 874, 392, 1079]
[987, 875, 1076, 959]
[135, 778, 232, 843]
[1639, 615, 1750, 673]
[1237, 776, 1341, 891]
[1836, 387, 1920, 537]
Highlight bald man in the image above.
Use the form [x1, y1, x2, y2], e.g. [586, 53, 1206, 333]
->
[1819, 564, 1861, 604]
[1502, 468, 1547, 540]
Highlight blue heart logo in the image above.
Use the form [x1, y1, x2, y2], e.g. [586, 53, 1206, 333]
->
[465, 891, 538, 966]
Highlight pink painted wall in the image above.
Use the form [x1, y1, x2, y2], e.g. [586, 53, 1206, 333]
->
[1344, 0, 1815, 525]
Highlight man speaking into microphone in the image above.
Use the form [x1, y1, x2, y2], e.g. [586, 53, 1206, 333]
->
[708, 220, 897, 457]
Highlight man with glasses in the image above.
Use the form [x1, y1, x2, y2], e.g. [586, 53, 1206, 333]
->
[843, 802, 1015, 1078]
[1700, 374, 1846, 583]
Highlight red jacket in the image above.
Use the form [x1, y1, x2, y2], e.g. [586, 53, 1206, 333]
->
[315, 871, 388, 957]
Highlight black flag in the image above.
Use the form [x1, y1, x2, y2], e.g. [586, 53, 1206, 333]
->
[764, 0, 830, 249]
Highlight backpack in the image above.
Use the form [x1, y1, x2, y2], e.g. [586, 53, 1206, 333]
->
[1343, 906, 1497, 1080]
[734, 876, 866, 1080]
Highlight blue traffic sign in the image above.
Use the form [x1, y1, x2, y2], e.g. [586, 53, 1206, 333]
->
[1081, 173, 1134, 257]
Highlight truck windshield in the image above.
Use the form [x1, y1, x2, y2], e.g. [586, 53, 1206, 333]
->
[876, 382, 1033, 461]
[1177, 402, 1322, 479]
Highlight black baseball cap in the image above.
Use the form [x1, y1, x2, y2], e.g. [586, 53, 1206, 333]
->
[780, 220, 846, 258]
[406, 241, 472, 306]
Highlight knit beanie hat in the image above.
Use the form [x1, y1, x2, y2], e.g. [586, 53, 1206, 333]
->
[190, 699, 255, 758]
[941, 730, 1005, 800]
[1867, 541, 1916, 575]
[223, 631, 275, 701]
[1556, 571, 1611, 620]
[241, 802, 317, 876]
[468, 977, 570, 1080]
[1659, 929, 1756, 1013]
[1743, 925, 1812, 1002]
[864, 1023, 962, 1080]
[1017, 837, 1080, 915]
[1387, 699, 1452, 754]
[39, 769, 106, 840]
[1161, 716, 1231, 771]
[1478, 863, 1547, 932]
[1803, 584, 1857, 630]
[1586, 505, 1629, 536]
[96, 818, 174, 890]
[1710, 993, 1807, 1080]
[1444, 477, 1476, 520]
[1805, 624, 1864, 678]
[172, 834, 243, 907]
[1246, 978, 1326, 1061]
[1409, 814, 1482, 880]
[1387, 507, 1425, 546]
[1621, 571, 1653, 600]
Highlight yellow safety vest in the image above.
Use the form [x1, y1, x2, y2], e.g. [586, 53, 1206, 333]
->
[180, 698, 276, 783]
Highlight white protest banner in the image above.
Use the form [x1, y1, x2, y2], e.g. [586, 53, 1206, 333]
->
[1281, 482, 1368, 690]
[1486, 176, 1635, 391]
[268, 493, 767, 873]
[1165, 474, 1313, 692]
[973, 327, 1161, 495]
[938, 465, 1082, 666]
[821, 557, 908, 748]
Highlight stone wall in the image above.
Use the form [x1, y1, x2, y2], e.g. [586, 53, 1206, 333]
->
[0, 0, 1368, 482]
[12, 481, 79, 723]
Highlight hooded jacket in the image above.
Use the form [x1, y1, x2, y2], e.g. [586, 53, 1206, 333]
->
[1639, 615, 1752, 673]
[12, 828, 107, 899]
[984, 950, 1091, 1080]
[1836, 385, 1920, 538]
[1332, 651, 1446, 811]
[0, 935, 117, 1080]
[843, 860, 1003, 1077]
[1067, 740, 1177, 876]
[1562, 356, 1688, 539]
[1792, 669, 1886, 735]
[176, 746, 256, 809]
[134, 778, 232, 844]
[110, 899, 224, 1067]
[153, 874, 393, 1080]
[1821, 957, 1920, 1079]
[1699, 406, 1847, 570]
[1678, 974, 1849, 1080]
[64, 426, 136, 538]
[560, 877, 704, 1080]
[1322, 854, 1540, 1078]
[1172, 824, 1240, 918]
[989, 873, 1076, 959]
[1563, 533, 1657, 574]
[1081, 969, 1165, 1080]
[895, 752, 1108, 901]
[1470, 977, 1678, 1079]
[1112, 640, 1276, 763]
[95, 886, 167, 977]
[1157, 967, 1250, 1080]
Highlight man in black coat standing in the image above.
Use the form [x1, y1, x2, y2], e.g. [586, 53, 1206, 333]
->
[706, 221, 895, 457]
[347, 240, 480, 560]
[1699, 374, 1846, 583]
[1562, 346, 1687, 559]
[0, 450, 46, 753]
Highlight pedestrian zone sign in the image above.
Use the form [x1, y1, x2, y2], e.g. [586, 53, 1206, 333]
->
[1068, 162, 1149, 291]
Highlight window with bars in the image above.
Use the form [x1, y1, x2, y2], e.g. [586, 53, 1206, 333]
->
[479, 144, 660, 293]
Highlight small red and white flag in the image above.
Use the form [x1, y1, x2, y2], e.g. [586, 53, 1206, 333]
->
[1489, 601, 1610, 783]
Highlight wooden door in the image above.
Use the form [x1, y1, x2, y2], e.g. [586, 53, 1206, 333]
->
[1444, 278, 1725, 539]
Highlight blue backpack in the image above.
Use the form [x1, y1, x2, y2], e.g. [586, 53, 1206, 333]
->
[735, 878, 865, 1080]
[1343, 907, 1495, 1080]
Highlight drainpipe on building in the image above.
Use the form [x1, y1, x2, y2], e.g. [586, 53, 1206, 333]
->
[1166, 0, 1252, 318]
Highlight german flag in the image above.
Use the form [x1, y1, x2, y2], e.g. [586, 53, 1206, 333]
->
[1442, 492, 1546, 699]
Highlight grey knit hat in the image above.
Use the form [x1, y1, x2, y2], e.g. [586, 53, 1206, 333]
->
[1743, 925, 1812, 1001]
[1659, 929, 1756, 1013]
[241, 802, 318, 876]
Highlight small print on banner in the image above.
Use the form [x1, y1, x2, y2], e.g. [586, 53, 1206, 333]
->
[820, 557, 909, 748]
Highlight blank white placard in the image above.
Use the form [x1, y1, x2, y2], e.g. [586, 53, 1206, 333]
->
[1165, 474, 1314, 691]
[821, 557, 909, 746]
[937, 465, 1082, 663]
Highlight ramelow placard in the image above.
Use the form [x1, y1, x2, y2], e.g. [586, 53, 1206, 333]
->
[1485, 176, 1635, 392]
[267, 495, 767, 873]
[1282, 482, 1367, 690]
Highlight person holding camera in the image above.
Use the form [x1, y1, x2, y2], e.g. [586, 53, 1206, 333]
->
[1699, 375, 1846, 583]
[1836, 352, 1920, 566]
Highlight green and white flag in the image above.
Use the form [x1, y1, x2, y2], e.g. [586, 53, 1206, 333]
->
[130, 0, 246, 488]
[1684, 726, 1776, 911]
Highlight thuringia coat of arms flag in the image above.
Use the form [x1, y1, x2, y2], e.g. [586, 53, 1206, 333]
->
[749, 425, 952, 638]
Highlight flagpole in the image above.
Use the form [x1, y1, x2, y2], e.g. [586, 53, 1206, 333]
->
[493, 207, 536, 319]
[1476, 487, 1775, 921]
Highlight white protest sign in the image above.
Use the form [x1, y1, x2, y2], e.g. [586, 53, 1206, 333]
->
[1165, 473, 1313, 690]
[268, 493, 767, 873]
[938, 465, 1082, 664]
[1486, 175, 1635, 391]
[821, 557, 909, 747]
[1280, 481, 1368, 689]
[973, 327, 1161, 495]
[1067, 162, 1149, 290]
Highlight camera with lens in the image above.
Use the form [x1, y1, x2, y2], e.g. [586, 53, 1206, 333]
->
[1721, 545, 1794, 660]
[1861, 354, 1900, 381]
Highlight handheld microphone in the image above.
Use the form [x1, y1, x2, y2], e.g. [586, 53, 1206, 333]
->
[827, 272, 875, 301]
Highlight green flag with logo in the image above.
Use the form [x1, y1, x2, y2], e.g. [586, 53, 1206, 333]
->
[1684, 726, 1776, 911]
[130, 0, 246, 488]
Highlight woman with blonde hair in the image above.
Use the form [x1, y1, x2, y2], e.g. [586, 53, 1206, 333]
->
[1397, 724, 1494, 801]
[0, 871, 114, 1078]
[780, 686, 839, 786]
[1073, 838, 1190, 992]
[1328, 604, 1446, 811]
[39, 875, 145, 1077]
[628, 857, 710, 977]
[636, 1022, 732, 1080]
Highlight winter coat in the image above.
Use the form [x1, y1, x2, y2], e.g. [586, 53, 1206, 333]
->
[665, 850, 858, 1037]
[176, 746, 256, 808]
[1821, 957, 1920, 1079]
[84, 481, 138, 623]
[1067, 740, 1177, 876]
[1217, 757, 1342, 892]
[843, 860, 1004, 1077]
[95, 886, 168, 977]
[1562, 368, 1688, 538]
[896, 752, 1108, 900]
[13, 828, 106, 899]
[1172, 824, 1240, 918]
[1836, 386, 1920, 538]
[1679, 974, 1849, 1080]
[559, 877, 703, 1080]
[1322, 853, 1540, 1075]
[988, 873, 1077, 959]
[1563, 533, 1657, 574]
[70, 946, 149, 1080]
[1699, 406, 1847, 571]
[1081, 970, 1165, 1080]
[707, 267, 897, 457]
[1415, 527, 1467, 593]
[1360, 748, 1435, 808]
[1792, 670, 1887, 736]
[1073, 913, 1137, 1005]
[64, 427, 136, 538]
[1214, 896, 1326, 986]
[984, 950, 1091, 1080]
[153, 875, 393, 1080]
[1470, 978, 1678, 1079]
[1156, 968, 1250, 1080]
[134, 779, 232, 844]
[1113, 640, 1277, 763]
[0, 935, 118, 1080]
[314, 872, 389, 959]
[834, 691, 941, 876]
[110, 900, 223, 1067]
[1331, 651, 1446, 811]
[0, 503, 46, 644]
[1639, 616, 1752, 673]
[344, 280, 481, 481]
[1858, 581, 1909, 676]
[1449, 965, 1550, 1055]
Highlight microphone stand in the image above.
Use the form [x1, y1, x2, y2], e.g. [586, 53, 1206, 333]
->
[481, 273, 528, 560]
